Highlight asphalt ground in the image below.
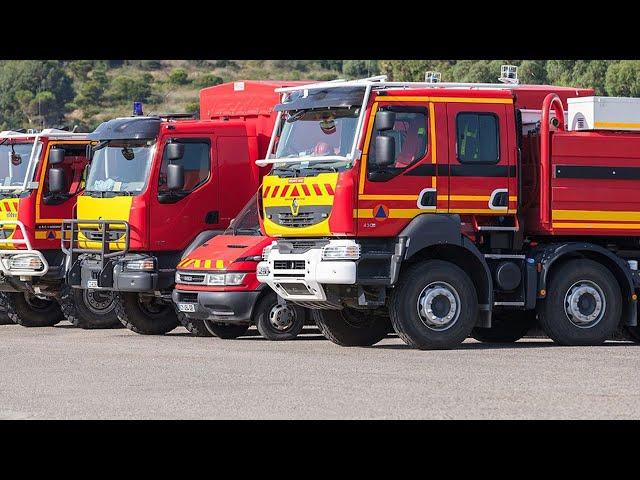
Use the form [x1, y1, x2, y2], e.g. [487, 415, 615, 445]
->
[0, 321, 638, 419]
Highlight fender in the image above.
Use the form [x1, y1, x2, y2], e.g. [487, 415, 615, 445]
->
[533, 242, 637, 327]
[181, 230, 225, 260]
[399, 214, 493, 327]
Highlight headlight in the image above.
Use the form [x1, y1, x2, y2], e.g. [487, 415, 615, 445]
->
[125, 258, 155, 271]
[321, 243, 360, 260]
[206, 273, 246, 286]
[9, 255, 44, 271]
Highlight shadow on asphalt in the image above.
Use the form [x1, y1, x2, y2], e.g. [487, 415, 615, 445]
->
[371, 338, 638, 350]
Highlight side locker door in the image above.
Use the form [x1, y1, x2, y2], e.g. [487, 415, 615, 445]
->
[445, 102, 511, 216]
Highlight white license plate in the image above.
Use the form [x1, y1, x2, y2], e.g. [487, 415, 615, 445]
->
[87, 280, 98, 288]
[178, 303, 196, 312]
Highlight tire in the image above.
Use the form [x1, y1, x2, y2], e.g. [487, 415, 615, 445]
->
[115, 292, 179, 335]
[203, 321, 249, 339]
[389, 260, 478, 350]
[471, 310, 537, 343]
[60, 285, 120, 329]
[0, 301, 11, 325]
[254, 292, 304, 341]
[3, 291, 63, 327]
[538, 259, 621, 346]
[312, 308, 390, 347]
[176, 310, 214, 337]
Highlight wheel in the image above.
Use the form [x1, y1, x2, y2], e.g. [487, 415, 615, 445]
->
[312, 308, 390, 347]
[389, 260, 478, 350]
[114, 292, 179, 335]
[176, 310, 214, 337]
[59, 285, 120, 329]
[254, 292, 304, 341]
[471, 310, 537, 343]
[538, 259, 621, 346]
[203, 321, 249, 339]
[3, 291, 63, 327]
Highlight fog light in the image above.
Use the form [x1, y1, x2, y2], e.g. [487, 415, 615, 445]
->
[125, 259, 155, 271]
[9, 255, 43, 271]
[257, 263, 270, 276]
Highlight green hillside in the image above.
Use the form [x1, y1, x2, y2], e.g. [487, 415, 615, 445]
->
[0, 60, 638, 132]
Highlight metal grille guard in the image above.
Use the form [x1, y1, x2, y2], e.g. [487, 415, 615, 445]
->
[61, 219, 130, 262]
[0, 220, 49, 276]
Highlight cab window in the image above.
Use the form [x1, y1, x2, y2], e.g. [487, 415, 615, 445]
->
[44, 144, 89, 196]
[456, 112, 499, 164]
[158, 139, 210, 193]
[368, 106, 428, 181]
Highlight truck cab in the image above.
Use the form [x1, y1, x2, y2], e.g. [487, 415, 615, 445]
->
[0, 129, 100, 328]
[62, 81, 307, 334]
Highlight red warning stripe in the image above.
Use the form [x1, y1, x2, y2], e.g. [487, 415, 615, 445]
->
[271, 185, 280, 197]
[324, 184, 335, 195]
[290, 186, 300, 197]
[280, 185, 290, 197]
[312, 184, 322, 195]
[301, 184, 310, 196]
[263, 186, 271, 198]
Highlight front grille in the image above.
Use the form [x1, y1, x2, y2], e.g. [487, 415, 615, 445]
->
[178, 292, 198, 302]
[274, 260, 305, 270]
[178, 273, 206, 284]
[278, 212, 316, 227]
[81, 230, 124, 242]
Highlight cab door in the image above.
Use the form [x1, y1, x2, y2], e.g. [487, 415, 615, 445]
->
[148, 135, 219, 252]
[445, 103, 513, 216]
[35, 141, 90, 247]
[357, 100, 447, 236]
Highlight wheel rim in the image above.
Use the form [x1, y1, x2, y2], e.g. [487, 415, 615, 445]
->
[138, 297, 169, 318]
[564, 280, 605, 328]
[416, 281, 461, 331]
[24, 293, 54, 311]
[268, 304, 297, 331]
[83, 289, 115, 315]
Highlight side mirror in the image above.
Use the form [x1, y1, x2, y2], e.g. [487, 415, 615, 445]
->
[166, 142, 185, 161]
[375, 136, 396, 167]
[167, 163, 185, 191]
[374, 111, 396, 131]
[48, 148, 65, 165]
[48, 168, 66, 194]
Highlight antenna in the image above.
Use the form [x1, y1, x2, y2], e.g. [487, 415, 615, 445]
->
[499, 65, 519, 84]
[424, 71, 442, 83]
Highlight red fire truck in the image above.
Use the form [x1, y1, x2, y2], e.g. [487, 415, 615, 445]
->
[257, 69, 640, 349]
[172, 194, 308, 340]
[0, 129, 117, 328]
[61, 81, 306, 334]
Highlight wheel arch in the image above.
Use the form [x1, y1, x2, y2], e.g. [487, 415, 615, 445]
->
[535, 243, 637, 327]
[399, 214, 493, 327]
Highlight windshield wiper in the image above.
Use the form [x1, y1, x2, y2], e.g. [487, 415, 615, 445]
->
[285, 110, 307, 123]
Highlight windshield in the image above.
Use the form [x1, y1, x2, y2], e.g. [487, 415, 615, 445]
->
[224, 193, 261, 236]
[85, 139, 155, 194]
[0, 141, 41, 190]
[273, 107, 360, 173]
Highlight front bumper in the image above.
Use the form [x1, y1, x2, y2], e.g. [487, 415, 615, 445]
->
[172, 289, 261, 324]
[256, 239, 357, 302]
[0, 221, 49, 278]
[67, 255, 174, 292]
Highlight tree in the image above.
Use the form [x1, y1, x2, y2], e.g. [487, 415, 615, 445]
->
[342, 60, 379, 79]
[109, 75, 152, 102]
[0, 60, 74, 129]
[193, 73, 223, 88]
[605, 60, 640, 97]
[168, 68, 190, 85]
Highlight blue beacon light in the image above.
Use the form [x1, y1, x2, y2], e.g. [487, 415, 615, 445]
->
[133, 102, 143, 116]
